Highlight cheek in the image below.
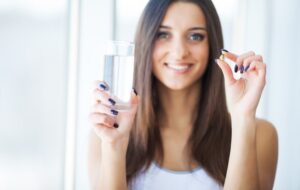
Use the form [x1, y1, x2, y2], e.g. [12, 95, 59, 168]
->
[152, 42, 166, 62]
[189, 45, 210, 80]
[152, 43, 166, 70]
[200, 50, 209, 64]
[192, 45, 209, 65]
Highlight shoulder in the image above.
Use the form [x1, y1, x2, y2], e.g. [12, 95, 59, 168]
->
[255, 118, 278, 164]
[255, 118, 278, 190]
[256, 118, 278, 147]
[256, 118, 278, 138]
[255, 118, 278, 156]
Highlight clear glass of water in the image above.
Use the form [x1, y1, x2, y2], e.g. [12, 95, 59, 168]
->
[103, 41, 135, 111]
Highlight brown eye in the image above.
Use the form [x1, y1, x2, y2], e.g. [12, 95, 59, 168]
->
[189, 33, 205, 41]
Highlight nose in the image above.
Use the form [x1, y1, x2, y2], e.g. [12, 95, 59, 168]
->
[169, 38, 189, 60]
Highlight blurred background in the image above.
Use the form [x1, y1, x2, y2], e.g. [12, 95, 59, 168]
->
[0, 0, 299, 189]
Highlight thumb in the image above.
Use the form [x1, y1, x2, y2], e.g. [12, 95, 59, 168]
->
[216, 59, 236, 85]
[128, 88, 139, 116]
[130, 88, 139, 105]
[117, 89, 139, 130]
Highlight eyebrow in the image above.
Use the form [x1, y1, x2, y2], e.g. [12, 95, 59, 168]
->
[159, 25, 207, 31]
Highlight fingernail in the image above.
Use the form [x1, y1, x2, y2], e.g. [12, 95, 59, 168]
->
[240, 65, 244, 73]
[133, 88, 138, 96]
[108, 98, 116, 105]
[245, 65, 250, 72]
[99, 84, 106, 90]
[113, 123, 119, 128]
[99, 83, 107, 90]
[111, 109, 118, 115]
[221, 49, 229, 53]
[234, 64, 238, 73]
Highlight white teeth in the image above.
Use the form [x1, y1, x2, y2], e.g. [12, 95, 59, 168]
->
[167, 64, 190, 71]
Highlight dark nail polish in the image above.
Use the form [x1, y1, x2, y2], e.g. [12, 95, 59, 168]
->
[99, 83, 107, 90]
[221, 49, 229, 53]
[108, 98, 116, 105]
[234, 65, 238, 73]
[113, 123, 119, 128]
[111, 109, 118, 116]
[240, 65, 244, 73]
[245, 65, 250, 72]
[133, 88, 138, 96]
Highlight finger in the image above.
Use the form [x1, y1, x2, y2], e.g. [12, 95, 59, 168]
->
[124, 89, 139, 117]
[130, 88, 139, 105]
[93, 88, 117, 106]
[216, 59, 236, 85]
[222, 49, 238, 62]
[236, 51, 255, 67]
[243, 55, 263, 72]
[89, 113, 116, 128]
[222, 50, 240, 73]
[115, 89, 139, 129]
[93, 124, 117, 135]
[92, 103, 119, 117]
[247, 61, 266, 76]
[94, 80, 110, 91]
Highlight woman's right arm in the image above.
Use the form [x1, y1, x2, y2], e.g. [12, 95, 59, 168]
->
[88, 81, 139, 190]
[88, 130, 129, 190]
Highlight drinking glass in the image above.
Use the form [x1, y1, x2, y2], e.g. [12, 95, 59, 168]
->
[103, 41, 135, 111]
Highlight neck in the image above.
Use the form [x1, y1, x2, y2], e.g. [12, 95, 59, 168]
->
[157, 81, 201, 131]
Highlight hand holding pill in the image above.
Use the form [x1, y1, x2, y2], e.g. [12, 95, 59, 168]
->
[215, 49, 266, 119]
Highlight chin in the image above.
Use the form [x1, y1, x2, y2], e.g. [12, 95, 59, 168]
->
[161, 79, 197, 91]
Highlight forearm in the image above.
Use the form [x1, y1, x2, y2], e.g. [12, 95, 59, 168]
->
[99, 138, 129, 190]
[224, 116, 259, 190]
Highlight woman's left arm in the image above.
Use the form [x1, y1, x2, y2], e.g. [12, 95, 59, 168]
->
[216, 51, 278, 190]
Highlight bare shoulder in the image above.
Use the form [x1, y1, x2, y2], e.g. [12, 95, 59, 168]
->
[256, 118, 277, 137]
[256, 118, 278, 158]
[256, 118, 278, 151]
[255, 118, 278, 190]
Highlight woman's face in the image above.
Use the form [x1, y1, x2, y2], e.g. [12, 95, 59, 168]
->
[152, 2, 209, 90]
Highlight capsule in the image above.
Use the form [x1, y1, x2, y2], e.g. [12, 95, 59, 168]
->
[219, 49, 228, 61]
[219, 53, 225, 61]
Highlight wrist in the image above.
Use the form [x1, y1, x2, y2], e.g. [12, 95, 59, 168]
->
[101, 136, 129, 158]
[231, 115, 255, 125]
[230, 110, 256, 124]
[230, 114, 257, 136]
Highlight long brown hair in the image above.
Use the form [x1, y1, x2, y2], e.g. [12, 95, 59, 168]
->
[126, 0, 231, 186]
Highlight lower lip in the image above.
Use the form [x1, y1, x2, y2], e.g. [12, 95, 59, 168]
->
[165, 63, 193, 74]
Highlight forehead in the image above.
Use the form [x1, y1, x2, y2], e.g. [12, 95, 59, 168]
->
[161, 2, 206, 28]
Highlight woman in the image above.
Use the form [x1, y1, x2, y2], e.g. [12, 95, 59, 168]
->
[88, 0, 278, 189]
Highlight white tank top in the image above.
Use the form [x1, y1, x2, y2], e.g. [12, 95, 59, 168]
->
[129, 162, 223, 190]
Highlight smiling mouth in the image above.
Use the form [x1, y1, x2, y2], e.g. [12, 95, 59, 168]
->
[164, 63, 193, 73]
